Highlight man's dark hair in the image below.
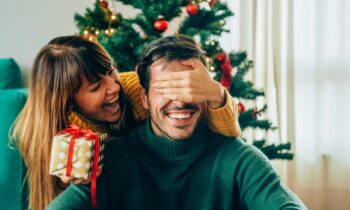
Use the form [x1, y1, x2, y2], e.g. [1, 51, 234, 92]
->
[137, 35, 207, 91]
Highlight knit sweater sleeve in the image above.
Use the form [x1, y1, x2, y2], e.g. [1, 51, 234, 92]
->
[119, 71, 241, 137]
[205, 88, 241, 137]
[235, 143, 307, 210]
[46, 180, 108, 210]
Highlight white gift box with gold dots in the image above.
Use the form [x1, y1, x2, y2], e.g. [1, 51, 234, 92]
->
[49, 132, 107, 179]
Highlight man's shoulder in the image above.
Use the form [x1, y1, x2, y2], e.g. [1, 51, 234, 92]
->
[209, 131, 247, 149]
[208, 132, 268, 162]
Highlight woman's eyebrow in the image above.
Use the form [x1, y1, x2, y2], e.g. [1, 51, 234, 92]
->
[84, 78, 100, 89]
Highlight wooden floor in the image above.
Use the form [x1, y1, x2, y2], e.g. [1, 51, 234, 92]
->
[291, 188, 350, 210]
[271, 160, 350, 210]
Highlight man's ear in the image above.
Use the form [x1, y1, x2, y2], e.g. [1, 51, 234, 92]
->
[139, 86, 149, 110]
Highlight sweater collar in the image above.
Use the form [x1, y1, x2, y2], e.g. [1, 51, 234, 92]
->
[139, 118, 209, 164]
[68, 111, 114, 136]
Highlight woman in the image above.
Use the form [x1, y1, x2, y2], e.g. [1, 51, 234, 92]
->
[12, 35, 241, 210]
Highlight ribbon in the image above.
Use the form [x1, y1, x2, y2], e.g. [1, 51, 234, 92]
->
[56, 123, 100, 208]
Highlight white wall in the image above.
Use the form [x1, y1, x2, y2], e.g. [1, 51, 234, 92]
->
[0, 0, 86, 77]
[0, 0, 139, 79]
[0, 0, 239, 80]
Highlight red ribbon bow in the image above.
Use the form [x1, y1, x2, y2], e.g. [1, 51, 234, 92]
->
[56, 123, 100, 208]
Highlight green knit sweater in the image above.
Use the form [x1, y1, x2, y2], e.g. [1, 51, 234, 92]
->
[47, 120, 306, 210]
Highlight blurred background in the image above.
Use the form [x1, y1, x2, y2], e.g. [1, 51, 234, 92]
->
[1, 0, 349, 209]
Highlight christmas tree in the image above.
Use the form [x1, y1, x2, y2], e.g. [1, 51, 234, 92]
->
[75, 0, 293, 160]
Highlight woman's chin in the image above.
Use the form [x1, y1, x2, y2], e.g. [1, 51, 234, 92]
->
[103, 109, 121, 123]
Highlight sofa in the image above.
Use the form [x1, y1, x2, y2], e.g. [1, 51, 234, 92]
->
[0, 58, 28, 210]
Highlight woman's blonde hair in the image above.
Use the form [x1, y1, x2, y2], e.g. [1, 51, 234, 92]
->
[11, 36, 129, 210]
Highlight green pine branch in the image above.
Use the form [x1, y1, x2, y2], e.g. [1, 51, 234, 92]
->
[229, 51, 248, 67]
[253, 139, 294, 160]
[98, 25, 144, 71]
[118, 0, 184, 36]
[238, 106, 276, 130]
[179, 2, 233, 42]
[116, 0, 185, 17]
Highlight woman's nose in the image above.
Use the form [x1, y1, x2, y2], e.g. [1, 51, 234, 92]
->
[106, 76, 120, 95]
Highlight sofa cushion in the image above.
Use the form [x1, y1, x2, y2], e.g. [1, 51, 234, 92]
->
[0, 58, 23, 89]
[0, 89, 28, 210]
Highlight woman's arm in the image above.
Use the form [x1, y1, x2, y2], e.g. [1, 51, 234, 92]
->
[205, 88, 241, 137]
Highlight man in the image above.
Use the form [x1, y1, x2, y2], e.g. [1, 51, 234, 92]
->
[48, 35, 307, 210]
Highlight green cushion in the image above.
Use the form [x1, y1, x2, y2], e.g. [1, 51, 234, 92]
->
[0, 89, 28, 210]
[0, 58, 23, 89]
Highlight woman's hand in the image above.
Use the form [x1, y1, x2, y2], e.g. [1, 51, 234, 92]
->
[59, 166, 102, 185]
[153, 59, 225, 109]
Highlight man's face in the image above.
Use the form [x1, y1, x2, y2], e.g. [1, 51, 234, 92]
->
[140, 59, 205, 140]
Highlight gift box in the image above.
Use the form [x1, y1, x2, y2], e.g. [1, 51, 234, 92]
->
[49, 125, 107, 179]
[49, 124, 107, 208]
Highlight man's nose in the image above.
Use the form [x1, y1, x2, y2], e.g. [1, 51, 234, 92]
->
[171, 101, 187, 108]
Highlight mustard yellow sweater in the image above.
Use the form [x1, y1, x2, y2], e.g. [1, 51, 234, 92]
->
[69, 72, 241, 137]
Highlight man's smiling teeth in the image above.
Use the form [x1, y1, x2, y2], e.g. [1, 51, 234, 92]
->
[168, 113, 191, 119]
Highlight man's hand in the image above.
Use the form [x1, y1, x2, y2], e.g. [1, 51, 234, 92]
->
[153, 59, 225, 109]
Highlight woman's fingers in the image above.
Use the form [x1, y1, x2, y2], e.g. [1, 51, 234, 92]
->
[153, 79, 189, 89]
[58, 166, 103, 185]
[181, 59, 207, 73]
[155, 71, 189, 82]
[59, 176, 73, 184]
[153, 58, 224, 105]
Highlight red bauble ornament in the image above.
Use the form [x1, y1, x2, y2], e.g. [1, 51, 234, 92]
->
[209, 0, 219, 7]
[218, 52, 232, 89]
[99, 0, 108, 8]
[221, 62, 233, 74]
[153, 18, 169, 32]
[220, 76, 231, 90]
[216, 53, 227, 62]
[186, 3, 199, 16]
[237, 102, 246, 113]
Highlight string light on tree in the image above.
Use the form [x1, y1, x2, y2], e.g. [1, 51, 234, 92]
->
[143, 34, 149, 40]
[205, 57, 211, 63]
[219, 20, 225, 26]
[83, 30, 92, 39]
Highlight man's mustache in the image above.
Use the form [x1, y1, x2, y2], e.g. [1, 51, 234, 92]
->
[163, 104, 199, 112]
